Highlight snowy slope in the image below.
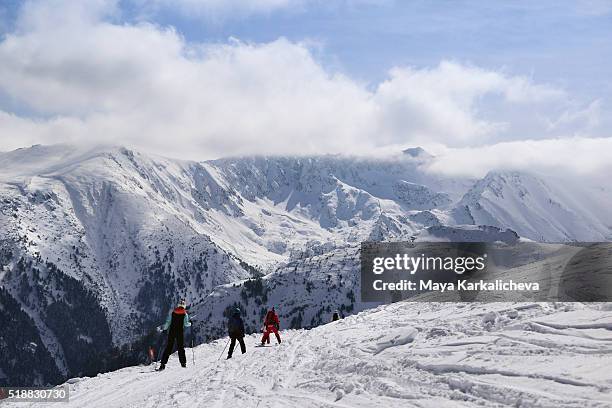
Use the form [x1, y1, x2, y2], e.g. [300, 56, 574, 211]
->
[0, 144, 255, 311]
[14, 301, 612, 408]
[452, 171, 612, 242]
[203, 154, 465, 260]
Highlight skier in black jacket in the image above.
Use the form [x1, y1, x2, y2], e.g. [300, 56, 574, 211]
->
[227, 308, 246, 359]
[159, 299, 191, 370]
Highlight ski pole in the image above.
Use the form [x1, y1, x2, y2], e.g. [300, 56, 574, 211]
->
[217, 338, 230, 361]
[191, 324, 196, 366]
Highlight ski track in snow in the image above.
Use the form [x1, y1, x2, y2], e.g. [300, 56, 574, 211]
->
[11, 302, 612, 408]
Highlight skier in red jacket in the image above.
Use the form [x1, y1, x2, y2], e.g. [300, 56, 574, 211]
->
[261, 307, 281, 345]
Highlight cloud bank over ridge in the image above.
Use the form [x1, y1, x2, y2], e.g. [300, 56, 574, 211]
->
[0, 0, 609, 178]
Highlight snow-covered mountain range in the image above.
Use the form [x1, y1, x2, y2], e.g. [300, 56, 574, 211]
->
[0, 143, 610, 386]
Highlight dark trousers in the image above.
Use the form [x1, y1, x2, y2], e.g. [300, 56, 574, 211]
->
[228, 336, 246, 357]
[161, 329, 186, 366]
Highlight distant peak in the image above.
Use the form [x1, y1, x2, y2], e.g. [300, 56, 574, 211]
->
[402, 147, 433, 159]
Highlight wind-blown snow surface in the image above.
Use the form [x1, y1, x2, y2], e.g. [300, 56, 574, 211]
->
[15, 302, 612, 408]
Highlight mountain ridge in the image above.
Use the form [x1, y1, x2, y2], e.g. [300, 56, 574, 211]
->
[1, 143, 610, 386]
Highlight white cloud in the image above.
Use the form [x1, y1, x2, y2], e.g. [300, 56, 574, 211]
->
[0, 0, 608, 178]
[423, 137, 612, 179]
[545, 100, 601, 132]
[372, 62, 570, 146]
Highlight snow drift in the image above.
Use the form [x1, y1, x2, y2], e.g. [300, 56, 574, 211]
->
[12, 301, 612, 407]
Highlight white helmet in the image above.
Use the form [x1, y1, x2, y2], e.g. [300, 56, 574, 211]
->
[178, 299, 187, 308]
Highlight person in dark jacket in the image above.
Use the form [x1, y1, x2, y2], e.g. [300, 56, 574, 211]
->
[227, 308, 246, 359]
[159, 299, 191, 370]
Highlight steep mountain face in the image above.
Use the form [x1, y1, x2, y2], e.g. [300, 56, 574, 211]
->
[452, 171, 612, 242]
[1, 144, 610, 387]
[0, 145, 254, 385]
[192, 244, 365, 343]
[203, 155, 462, 263]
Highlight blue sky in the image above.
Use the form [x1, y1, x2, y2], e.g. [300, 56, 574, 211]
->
[130, 1, 612, 95]
[3, 1, 611, 96]
[0, 0, 610, 175]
